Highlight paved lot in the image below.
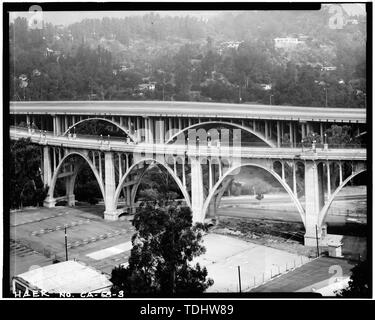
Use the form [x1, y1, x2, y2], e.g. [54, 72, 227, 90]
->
[194, 234, 309, 292]
[11, 206, 311, 293]
[10, 206, 364, 294]
[10, 239, 52, 278]
[10, 205, 135, 278]
[251, 257, 356, 293]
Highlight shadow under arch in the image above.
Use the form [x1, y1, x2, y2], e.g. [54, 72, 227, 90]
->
[47, 151, 105, 201]
[114, 158, 191, 209]
[62, 117, 138, 142]
[202, 162, 306, 225]
[165, 121, 275, 147]
[319, 169, 367, 226]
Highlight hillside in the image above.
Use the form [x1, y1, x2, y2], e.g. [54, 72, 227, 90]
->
[9, 7, 366, 107]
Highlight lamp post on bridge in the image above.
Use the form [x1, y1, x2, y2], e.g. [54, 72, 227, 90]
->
[312, 133, 316, 152]
[324, 133, 328, 150]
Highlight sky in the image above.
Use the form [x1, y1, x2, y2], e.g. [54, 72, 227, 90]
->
[9, 11, 221, 26]
[9, 4, 366, 26]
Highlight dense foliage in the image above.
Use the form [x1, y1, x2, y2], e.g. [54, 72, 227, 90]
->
[10, 138, 48, 209]
[10, 8, 366, 107]
[73, 165, 102, 205]
[10, 138, 103, 207]
[337, 260, 370, 297]
[110, 178, 213, 294]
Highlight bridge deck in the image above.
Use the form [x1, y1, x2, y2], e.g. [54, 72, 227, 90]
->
[10, 101, 366, 123]
[10, 127, 367, 161]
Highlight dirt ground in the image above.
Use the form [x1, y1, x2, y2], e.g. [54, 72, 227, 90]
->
[211, 216, 367, 260]
[212, 216, 317, 257]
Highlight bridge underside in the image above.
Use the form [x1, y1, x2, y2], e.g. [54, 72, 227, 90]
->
[10, 110, 367, 247]
[34, 140, 366, 247]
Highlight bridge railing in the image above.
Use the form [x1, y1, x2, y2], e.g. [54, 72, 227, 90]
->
[10, 126, 366, 150]
[294, 142, 365, 149]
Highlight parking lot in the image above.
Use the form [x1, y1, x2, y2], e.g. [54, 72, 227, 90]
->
[10, 205, 135, 278]
[10, 205, 310, 292]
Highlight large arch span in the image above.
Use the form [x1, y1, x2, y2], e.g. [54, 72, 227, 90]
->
[201, 162, 306, 225]
[62, 117, 138, 142]
[47, 151, 105, 201]
[114, 158, 191, 210]
[319, 169, 367, 226]
[166, 121, 275, 147]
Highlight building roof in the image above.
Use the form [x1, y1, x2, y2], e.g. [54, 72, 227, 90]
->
[13, 261, 112, 293]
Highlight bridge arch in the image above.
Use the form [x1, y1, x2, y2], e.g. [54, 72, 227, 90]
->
[114, 158, 191, 210]
[166, 121, 275, 147]
[201, 162, 306, 225]
[319, 169, 367, 226]
[47, 151, 105, 201]
[62, 117, 138, 142]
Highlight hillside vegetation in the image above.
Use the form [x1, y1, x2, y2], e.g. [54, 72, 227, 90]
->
[10, 8, 366, 107]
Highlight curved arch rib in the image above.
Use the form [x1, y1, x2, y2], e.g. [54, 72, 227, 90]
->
[319, 169, 366, 226]
[165, 121, 275, 148]
[62, 117, 138, 143]
[201, 162, 306, 225]
[47, 151, 105, 201]
[114, 158, 191, 210]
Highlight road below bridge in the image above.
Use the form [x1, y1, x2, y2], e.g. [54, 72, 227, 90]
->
[216, 192, 367, 226]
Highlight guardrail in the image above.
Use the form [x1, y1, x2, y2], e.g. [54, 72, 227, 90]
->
[11, 126, 366, 149]
[10, 126, 367, 160]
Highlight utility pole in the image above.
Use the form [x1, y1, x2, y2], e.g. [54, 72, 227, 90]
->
[315, 225, 320, 258]
[237, 266, 242, 293]
[65, 227, 69, 261]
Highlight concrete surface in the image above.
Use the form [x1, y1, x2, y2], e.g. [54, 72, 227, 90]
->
[194, 234, 309, 292]
[251, 257, 355, 293]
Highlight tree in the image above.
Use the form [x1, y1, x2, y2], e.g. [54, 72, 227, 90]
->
[110, 174, 213, 295]
[336, 260, 370, 298]
[325, 125, 360, 147]
[10, 138, 48, 208]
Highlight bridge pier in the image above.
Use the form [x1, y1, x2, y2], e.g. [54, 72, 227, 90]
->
[44, 196, 56, 208]
[190, 157, 204, 223]
[65, 173, 76, 207]
[67, 194, 76, 206]
[304, 161, 323, 246]
[104, 151, 119, 221]
[42, 146, 52, 187]
[206, 194, 217, 218]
